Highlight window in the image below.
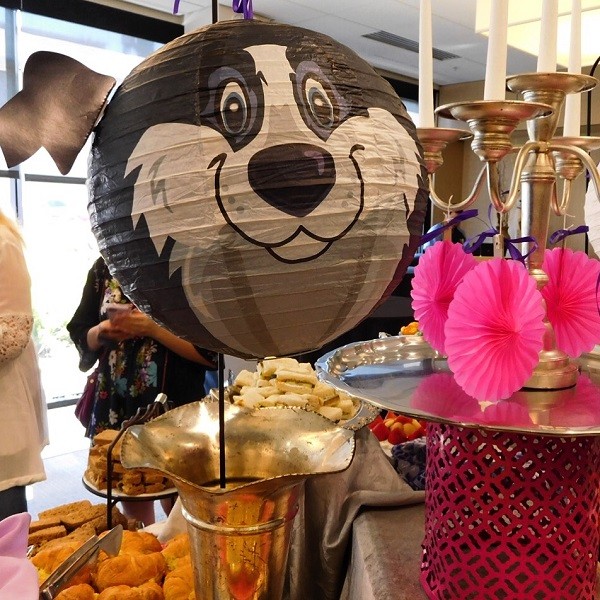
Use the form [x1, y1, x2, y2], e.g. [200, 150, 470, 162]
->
[0, 5, 173, 404]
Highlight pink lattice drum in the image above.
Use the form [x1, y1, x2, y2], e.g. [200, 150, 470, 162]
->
[422, 423, 600, 600]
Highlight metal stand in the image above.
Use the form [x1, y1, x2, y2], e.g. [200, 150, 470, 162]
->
[82, 394, 173, 529]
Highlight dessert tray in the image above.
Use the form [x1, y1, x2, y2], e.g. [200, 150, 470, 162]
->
[315, 335, 600, 437]
[82, 475, 177, 501]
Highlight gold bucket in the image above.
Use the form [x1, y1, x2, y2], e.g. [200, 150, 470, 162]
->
[121, 401, 356, 600]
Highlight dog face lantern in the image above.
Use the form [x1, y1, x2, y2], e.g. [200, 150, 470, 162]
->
[4, 21, 428, 359]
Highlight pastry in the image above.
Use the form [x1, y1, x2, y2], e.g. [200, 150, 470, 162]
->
[54, 583, 96, 600]
[118, 530, 164, 556]
[163, 561, 194, 600]
[97, 580, 164, 599]
[161, 533, 191, 572]
[31, 540, 83, 585]
[94, 552, 166, 590]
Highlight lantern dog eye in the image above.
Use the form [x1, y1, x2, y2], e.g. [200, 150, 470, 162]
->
[292, 62, 348, 140]
[305, 78, 334, 127]
[202, 66, 261, 147]
[220, 82, 249, 134]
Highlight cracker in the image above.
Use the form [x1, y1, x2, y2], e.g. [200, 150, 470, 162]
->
[29, 516, 62, 532]
[28, 525, 67, 547]
[38, 500, 93, 521]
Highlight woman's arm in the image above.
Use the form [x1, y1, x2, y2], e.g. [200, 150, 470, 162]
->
[114, 309, 215, 367]
[66, 258, 112, 371]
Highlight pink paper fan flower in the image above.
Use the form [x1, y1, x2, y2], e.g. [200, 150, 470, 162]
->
[547, 373, 600, 427]
[445, 258, 546, 401]
[542, 247, 600, 358]
[410, 372, 479, 420]
[411, 241, 477, 354]
[480, 400, 534, 427]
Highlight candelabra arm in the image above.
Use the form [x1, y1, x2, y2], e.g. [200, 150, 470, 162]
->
[428, 165, 486, 212]
[551, 178, 571, 216]
[549, 141, 600, 199]
[488, 141, 540, 214]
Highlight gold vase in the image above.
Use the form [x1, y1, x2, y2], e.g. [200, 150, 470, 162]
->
[121, 401, 356, 600]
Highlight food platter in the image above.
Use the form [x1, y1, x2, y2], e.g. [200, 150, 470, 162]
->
[207, 387, 380, 431]
[315, 335, 600, 437]
[82, 475, 177, 501]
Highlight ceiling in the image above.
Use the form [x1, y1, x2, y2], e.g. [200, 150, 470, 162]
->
[121, 0, 542, 87]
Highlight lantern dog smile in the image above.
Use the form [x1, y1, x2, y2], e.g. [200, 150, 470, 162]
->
[208, 142, 365, 263]
[125, 41, 421, 265]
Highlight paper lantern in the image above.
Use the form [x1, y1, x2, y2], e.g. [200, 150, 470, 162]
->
[87, 19, 427, 359]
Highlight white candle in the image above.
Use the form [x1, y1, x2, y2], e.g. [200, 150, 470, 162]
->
[418, 0, 435, 128]
[563, 0, 582, 137]
[484, 0, 509, 101]
[537, 0, 558, 72]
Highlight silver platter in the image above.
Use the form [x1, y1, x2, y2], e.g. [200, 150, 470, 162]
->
[315, 335, 600, 437]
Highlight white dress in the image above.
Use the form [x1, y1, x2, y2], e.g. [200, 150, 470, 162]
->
[0, 224, 48, 492]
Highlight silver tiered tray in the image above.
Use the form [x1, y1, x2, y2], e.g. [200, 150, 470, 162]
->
[315, 335, 600, 437]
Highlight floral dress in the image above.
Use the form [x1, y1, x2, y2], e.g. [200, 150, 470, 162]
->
[67, 257, 214, 437]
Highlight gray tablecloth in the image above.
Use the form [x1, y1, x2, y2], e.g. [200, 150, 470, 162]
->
[285, 427, 424, 600]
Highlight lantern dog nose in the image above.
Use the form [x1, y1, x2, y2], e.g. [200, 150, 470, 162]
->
[248, 143, 336, 217]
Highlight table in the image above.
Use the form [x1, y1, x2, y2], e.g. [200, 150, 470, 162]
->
[343, 504, 427, 600]
[343, 503, 600, 600]
[318, 337, 600, 599]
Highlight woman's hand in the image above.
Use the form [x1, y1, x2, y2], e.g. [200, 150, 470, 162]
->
[97, 319, 130, 343]
[114, 308, 159, 339]
[87, 319, 130, 351]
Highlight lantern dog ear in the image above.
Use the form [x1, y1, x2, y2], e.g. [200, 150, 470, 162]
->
[0, 51, 115, 175]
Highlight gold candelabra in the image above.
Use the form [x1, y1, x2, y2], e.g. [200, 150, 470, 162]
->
[417, 71, 600, 392]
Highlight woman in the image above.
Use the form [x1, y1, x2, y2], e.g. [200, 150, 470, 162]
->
[67, 256, 216, 524]
[0, 208, 48, 519]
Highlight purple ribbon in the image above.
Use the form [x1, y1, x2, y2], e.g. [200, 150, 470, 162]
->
[464, 230, 538, 265]
[419, 209, 478, 245]
[549, 224, 589, 245]
[463, 206, 537, 265]
[233, 0, 254, 19]
[173, 0, 181, 14]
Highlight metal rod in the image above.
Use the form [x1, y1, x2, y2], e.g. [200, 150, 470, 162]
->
[584, 55, 600, 255]
[212, 0, 218, 24]
[218, 352, 226, 488]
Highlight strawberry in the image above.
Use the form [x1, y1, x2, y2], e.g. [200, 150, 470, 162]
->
[393, 414, 413, 425]
[371, 422, 389, 442]
[388, 427, 406, 445]
[368, 414, 384, 430]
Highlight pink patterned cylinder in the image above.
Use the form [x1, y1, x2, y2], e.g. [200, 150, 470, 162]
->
[421, 423, 600, 600]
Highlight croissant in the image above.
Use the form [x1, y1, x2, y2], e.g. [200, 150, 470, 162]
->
[94, 551, 166, 590]
[32, 540, 90, 586]
[54, 583, 96, 600]
[161, 533, 191, 571]
[119, 530, 164, 555]
[163, 561, 195, 600]
[97, 580, 164, 599]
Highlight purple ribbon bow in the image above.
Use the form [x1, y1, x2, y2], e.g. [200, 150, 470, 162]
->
[549, 224, 589, 245]
[463, 206, 537, 265]
[419, 209, 478, 245]
[173, 0, 181, 14]
[233, 0, 254, 19]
